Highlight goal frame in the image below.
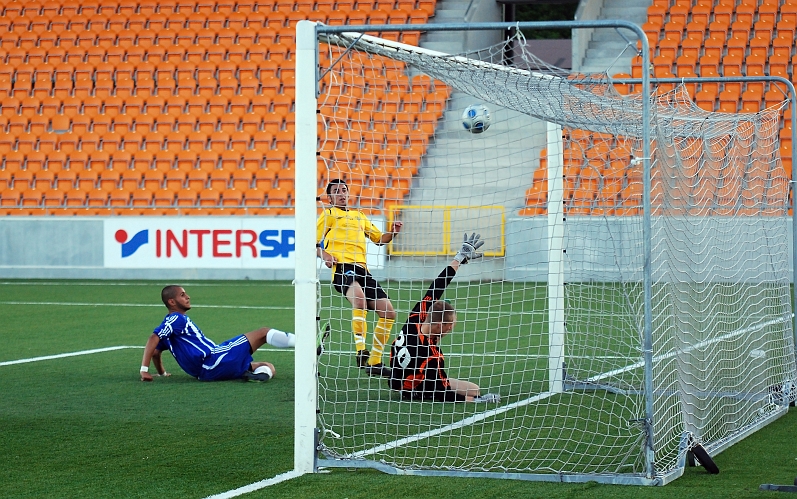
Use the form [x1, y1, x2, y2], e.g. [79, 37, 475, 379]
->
[293, 20, 797, 485]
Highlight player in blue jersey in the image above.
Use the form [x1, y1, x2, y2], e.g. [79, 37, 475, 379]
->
[139, 285, 296, 382]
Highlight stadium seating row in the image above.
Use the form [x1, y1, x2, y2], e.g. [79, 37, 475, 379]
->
[1, 167, 300, 190]
[1, 95, 441, 118]
[0, 185, 296, 208]
[0, 28, 422, 51]
[0, 108, 441, 134]
[0, 8, 430, 38]
[0, 146, 423, 173]
[0, 0, 435, 18]
[0, 129, 435, 156]
[0, 60, 298, 83]
[0, 84, 441, 110]
[0, 160, 415, 188]
[0, 181, 411, 214]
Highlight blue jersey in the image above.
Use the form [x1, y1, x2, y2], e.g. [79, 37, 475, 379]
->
[153, 312, 217, 378]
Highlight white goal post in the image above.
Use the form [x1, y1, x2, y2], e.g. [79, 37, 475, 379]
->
[294, 20, 797, 485]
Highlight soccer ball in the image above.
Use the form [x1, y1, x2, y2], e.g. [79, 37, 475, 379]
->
[461, 104, 491, 134]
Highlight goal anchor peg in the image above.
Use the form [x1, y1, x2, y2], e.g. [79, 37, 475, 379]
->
[758, 482, 797, 493]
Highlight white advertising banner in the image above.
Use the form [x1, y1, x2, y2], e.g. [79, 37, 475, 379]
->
[103, 217, 385, 269]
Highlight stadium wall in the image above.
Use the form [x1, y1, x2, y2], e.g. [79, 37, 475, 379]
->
[0, 217, 792, 282]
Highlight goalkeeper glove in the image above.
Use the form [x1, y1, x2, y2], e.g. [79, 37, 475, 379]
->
[473, 393, 500, 403]
[454, 233, 485, 264]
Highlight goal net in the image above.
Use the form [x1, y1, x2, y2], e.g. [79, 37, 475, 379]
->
[299, 24, 797, 485]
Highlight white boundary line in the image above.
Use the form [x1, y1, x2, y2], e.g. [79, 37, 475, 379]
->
[0, 346, 143, 366]
[202, 470, 303, 499]
[351, 391, 556, 458]
[346, 315, 793, 459]
[0, 301, 292, 310]
[320, 350, 628, 360]
[0, 281, 294, 287]
[1, 343, 305, 498]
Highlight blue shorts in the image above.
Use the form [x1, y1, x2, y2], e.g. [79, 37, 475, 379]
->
[197, 335, 254, 381]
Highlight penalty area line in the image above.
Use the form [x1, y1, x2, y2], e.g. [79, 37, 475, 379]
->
[203, 470, 303, 499]
[0, 345, 143, 367]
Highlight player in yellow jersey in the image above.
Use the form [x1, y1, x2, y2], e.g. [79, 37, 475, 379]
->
[316, 179, 403, 377]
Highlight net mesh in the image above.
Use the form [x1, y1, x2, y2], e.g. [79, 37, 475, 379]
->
[311, 28, 797, 482]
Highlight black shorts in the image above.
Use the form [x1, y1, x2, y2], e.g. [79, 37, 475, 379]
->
[333, 263, 388, 301]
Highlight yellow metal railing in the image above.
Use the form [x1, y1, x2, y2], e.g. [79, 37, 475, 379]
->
[386, 205, 505, 257]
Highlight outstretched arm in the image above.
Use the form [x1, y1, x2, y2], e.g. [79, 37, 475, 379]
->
[408, 233, 485, 316]
[420, 233, 486, 303]
[409, 264, 458, 317]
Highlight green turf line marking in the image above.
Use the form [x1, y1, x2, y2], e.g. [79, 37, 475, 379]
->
[0, 346, 143, 366]
[202, 470, 302, 499]
[0, 301, 292, 310]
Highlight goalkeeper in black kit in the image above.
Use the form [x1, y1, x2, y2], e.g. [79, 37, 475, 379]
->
[387, 233, 501, 403]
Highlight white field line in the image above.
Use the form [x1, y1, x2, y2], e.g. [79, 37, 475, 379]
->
[0, 281, 294, 287]
[350, 391, 556, 459]
[582, 314, 791, 383]
[347, 315, 792, 460]
[320, 350, 628, 360]
[0, 346, 143, 366]
[0, 299, 623, 318]
[0, 301, 292, 310]
[202, 470, 302, 499]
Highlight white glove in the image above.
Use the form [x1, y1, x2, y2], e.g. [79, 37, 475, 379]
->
[473, 393, 500, 403]
[454, 233, 485, 264]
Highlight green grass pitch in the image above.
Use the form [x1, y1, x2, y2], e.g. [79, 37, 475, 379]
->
[1, 280, 795, 499]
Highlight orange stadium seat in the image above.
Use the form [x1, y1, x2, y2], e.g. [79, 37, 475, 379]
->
[232, 169, 254, 190]
[0, 0, 441, 217]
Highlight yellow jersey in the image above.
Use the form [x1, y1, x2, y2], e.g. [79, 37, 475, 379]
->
[316, 206, 384, 266]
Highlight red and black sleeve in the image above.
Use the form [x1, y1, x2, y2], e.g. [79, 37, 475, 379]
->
[408, 265, 457, 324]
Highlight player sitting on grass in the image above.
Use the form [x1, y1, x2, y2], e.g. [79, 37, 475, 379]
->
[316, 179, 403, 377]
[139, 285, 296, 382]
[388, 233, 501, 403]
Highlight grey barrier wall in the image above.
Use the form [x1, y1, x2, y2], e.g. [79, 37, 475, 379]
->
[503, 216, 794, 283]
[0, 217, 793, 282]
[0, 218, 295, 280]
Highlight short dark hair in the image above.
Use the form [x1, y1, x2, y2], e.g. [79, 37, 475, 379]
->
[161, 285, 182, 307]
[426, 300, 456, 325]
[326, 178, 347, 194]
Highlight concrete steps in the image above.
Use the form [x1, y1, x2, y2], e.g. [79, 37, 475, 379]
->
[578, 0, 651, 75]
[394, 0, 545, 216]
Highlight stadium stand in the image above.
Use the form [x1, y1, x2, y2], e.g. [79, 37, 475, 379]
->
[521, 0, 794, 217]
[0, 0, 441, 216]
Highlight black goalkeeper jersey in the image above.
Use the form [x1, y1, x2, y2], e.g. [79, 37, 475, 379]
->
[388, 265, 466, 402]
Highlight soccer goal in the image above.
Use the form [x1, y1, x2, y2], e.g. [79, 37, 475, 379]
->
[293, 20, 797, 485]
